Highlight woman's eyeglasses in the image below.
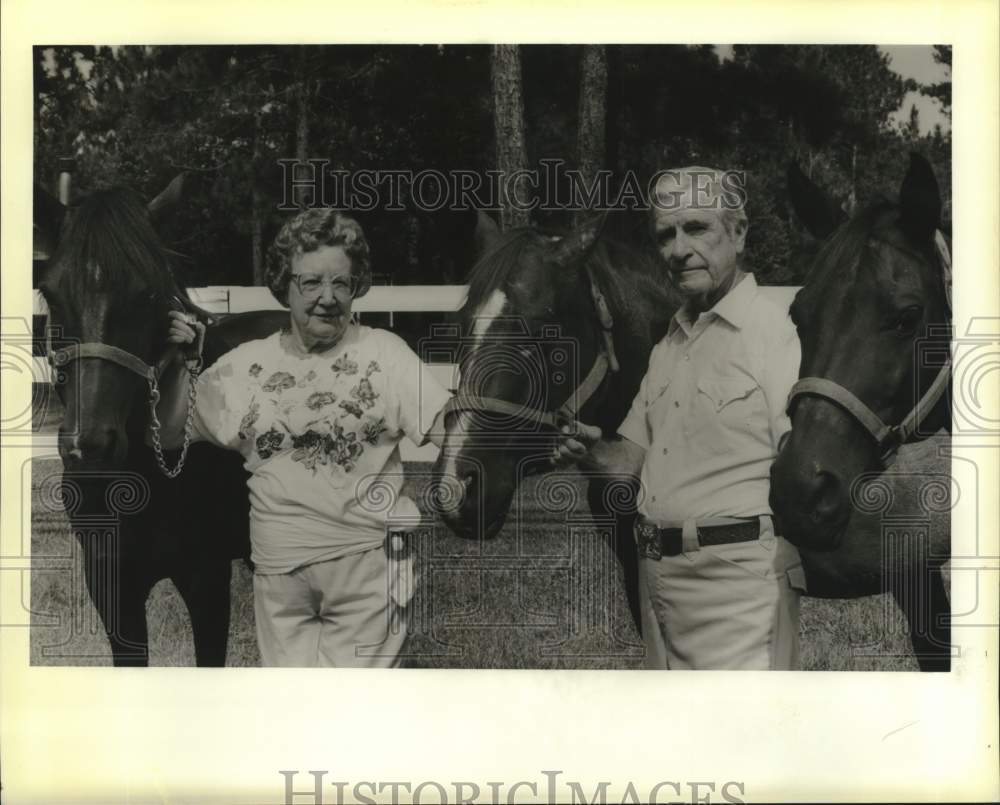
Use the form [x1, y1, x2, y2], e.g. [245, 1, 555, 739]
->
[290, 273, 358, 299]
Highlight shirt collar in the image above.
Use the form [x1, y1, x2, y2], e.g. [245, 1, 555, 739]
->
[668, 272, 758, 336]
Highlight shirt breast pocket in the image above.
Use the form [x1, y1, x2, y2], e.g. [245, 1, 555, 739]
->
[645, 379, 673, 432]
[694, 375, 762, 454]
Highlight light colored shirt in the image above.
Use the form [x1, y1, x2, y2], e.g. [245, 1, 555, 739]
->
[618, 273, 800, 524]
[192, 324, 452, 573]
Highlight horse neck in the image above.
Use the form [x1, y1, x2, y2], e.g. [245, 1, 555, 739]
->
[583, 256, 676, 433]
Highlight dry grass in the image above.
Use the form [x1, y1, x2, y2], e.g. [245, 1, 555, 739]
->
[29, 458, 921, 670]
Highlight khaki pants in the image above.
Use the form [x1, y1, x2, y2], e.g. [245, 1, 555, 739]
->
[639, 519, 806, 670]
[253, 546, 408, 668]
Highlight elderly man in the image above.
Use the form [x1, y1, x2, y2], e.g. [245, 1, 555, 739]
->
[558, 166, 806, 670]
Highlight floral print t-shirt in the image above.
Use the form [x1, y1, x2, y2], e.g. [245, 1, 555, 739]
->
[191, 324, 452, 574]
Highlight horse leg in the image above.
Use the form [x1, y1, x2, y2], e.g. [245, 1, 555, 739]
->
[78, 530, 151, 666]
[890, 565, 951, 672]
[613, 514, 642, 637]
[172, 560, 233, 667]
[586, 478, 642, 637]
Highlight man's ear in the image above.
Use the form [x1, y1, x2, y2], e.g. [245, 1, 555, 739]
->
[730, 216, 748, 254]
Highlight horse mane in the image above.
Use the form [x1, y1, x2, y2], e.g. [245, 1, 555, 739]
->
[460, 225, 677, 333]
[47, 187, 182, 304]
[798, 198, 898, 300]
[460, 227, 539, 322]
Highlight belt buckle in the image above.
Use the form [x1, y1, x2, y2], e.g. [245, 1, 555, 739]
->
[636, 522, 683, 559]
[636, 522, 662, 561]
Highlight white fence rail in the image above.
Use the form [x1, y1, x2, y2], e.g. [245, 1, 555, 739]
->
[32, 284, 468, 384]
[32, 285, 469, 461]
[32, 284, 470, 316]
[31, 284, 799, 462]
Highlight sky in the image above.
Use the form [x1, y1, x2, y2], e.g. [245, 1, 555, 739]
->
[881, 45, 951, 134]
[714, 44, 950, 135]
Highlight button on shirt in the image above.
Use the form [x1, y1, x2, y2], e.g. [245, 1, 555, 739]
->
[618, 273, 800, 524]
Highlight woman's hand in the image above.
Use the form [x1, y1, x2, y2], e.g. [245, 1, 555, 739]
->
[551, 421, 603, 468]
[167, 310, 206, 364]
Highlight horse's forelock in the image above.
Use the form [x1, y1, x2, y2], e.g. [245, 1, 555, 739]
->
[460, 228, 541, 325]
[798, 200, 897, 311]
[50, 187, 177, 306]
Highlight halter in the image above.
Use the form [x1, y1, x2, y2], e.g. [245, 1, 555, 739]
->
[786, 229, 952, 468]
[47, 298, 203, 478]
[442, 264, 620, 433]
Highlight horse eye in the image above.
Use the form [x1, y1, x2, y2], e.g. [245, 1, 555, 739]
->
[890, 305, 924, 335]
[41, 294, 60, 316]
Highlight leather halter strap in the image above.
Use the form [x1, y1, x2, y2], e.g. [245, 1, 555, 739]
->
[443, 265, 618, 431]
[445, 351, 611, 431]
[48, 341, 157, 382]
[786, 230, 952, 467]
[44, 295, 202, 478]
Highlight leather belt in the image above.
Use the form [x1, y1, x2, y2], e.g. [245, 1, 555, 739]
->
[636, 517, 761, 560]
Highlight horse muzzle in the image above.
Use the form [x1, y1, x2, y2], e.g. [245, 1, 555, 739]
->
[770, 444, 851, 552]
[58, 425, 128, 470]
[429, 458, 512, 541]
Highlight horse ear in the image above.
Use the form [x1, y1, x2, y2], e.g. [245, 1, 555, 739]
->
[473, 210, 502, 257]
[899, 152, 941, 243]
[786, 162, 845, 240]
[34, 182, 66, 252]
[549, 212, 607, 267]
[147, 172, 188, 223]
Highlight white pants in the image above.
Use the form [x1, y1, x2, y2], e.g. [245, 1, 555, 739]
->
[253, 547, 408, 668]
[640, 520, 806, 670]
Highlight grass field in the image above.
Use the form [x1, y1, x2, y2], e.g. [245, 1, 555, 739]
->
[28, 457, 923, 670]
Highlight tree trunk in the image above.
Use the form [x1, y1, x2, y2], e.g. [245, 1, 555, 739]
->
[491, 45, 530, 230]
[605, 46, 624, 179]
[576, 45, 608, 205]
[251, 188, 264, 286]
[847, 143, 858, 213]
[251, 109, 265, 286]
[294, 49, 311, 209]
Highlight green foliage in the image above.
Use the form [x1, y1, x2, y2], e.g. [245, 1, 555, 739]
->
[920, 45, 952, 117]
[34, 44, 950, 289]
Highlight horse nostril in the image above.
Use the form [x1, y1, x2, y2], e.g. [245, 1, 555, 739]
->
[71, 426, 122, 465]
[432, 474, 468, 515]
[810, 470, 843, 523]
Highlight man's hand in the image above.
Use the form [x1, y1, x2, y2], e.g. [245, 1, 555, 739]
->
[166, 310, 206, 364]
[551, 421, 603, 468]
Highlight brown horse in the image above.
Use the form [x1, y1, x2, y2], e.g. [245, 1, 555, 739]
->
[431, 213, 678, 634]
[771, 153, 952, 670]
[34, 177, 286, 665]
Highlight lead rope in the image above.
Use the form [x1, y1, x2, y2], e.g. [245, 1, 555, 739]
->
[147, 357, 202, 478]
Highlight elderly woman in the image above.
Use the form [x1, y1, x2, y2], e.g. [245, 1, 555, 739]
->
[158, 208, 451, 667]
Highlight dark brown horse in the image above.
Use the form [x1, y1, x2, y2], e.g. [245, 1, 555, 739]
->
[771, 153, 952, 670]
[431, 213, 678, 633]
[34, 178, 285, 665]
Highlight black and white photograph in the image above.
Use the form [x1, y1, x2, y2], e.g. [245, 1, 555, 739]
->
[2, 0, 997, 802]
[27, 41, 957, 671]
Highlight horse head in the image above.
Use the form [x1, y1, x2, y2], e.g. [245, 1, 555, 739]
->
[36, 175, 191, 470]
[432, 212, 625, 540]
[770, 153, 952, 551]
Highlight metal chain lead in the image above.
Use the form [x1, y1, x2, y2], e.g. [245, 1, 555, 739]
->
[147, 358, 202, 479]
